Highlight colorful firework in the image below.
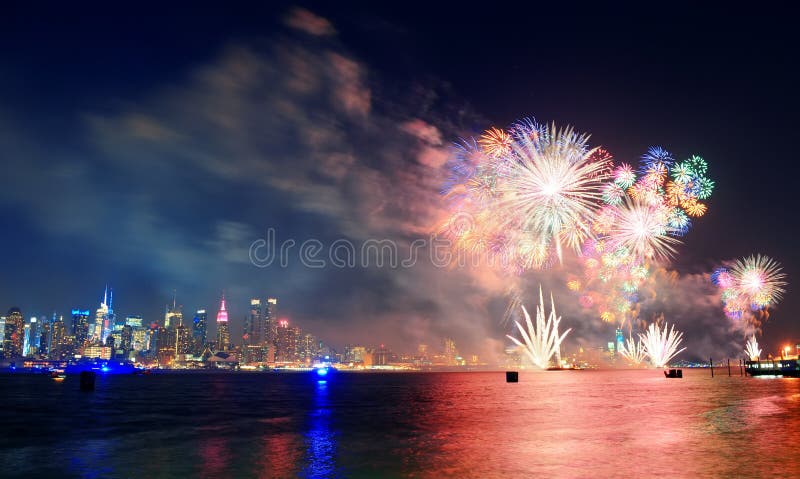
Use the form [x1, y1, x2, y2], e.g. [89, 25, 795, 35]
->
[479, 127, 513, 158]
[573, 147, 714, 325]
[440, 116, 719, 333]
[506, 286, 571, 369]
[440, 119, 613, 271]
[712, 255, 787, 320]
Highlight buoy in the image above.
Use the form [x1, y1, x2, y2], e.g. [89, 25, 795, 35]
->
[80, 371, 96, 391]
[506, 371, 519, 383]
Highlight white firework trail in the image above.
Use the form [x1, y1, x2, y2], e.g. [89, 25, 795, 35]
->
[507, 286, 572, 369]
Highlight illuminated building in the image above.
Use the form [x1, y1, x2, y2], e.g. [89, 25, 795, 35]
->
[444, 338, 458, 366]
[120, 325, 133, 355]
[28, 316, 40, 354]
[156, 323, 176, 363]
[23, 323, 31, 357]
[275, 319, 298, 363]
[50, 317, 67, 360]
[125, 315, 143, 328]
[107, 288, 117, 333]
[244, 344, 268, 363]
[299, 333, 318, 364]
[93, 287, 111, 342]
[82, 344, 112, 360]
[71, 309, 91, 347]
[345, 345, 367, 364]
[132, 328, 147, 351]
[164, 292, 182, 329]
[374, 344, 389, 366]
[243, 299, 270, 364]
[192, 309, 207, 354]
[417, 343, 428, 360]
[0, 317, 5, 355]
[38, 317, 52, 357]
[246, 299, 263, 345]
[3, 307, 24, 358]
[175, 322, 191, 356]
[265, 298, 277, 345]
[216, 293, 230, 351]
[615, 328, 624, 356]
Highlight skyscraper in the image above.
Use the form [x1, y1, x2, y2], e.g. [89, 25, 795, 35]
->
[246, 298, 263, 346]
[299, 333, 318, 364]
[3, 307, 24, 358]
[50, 317, 67, 360]
[29, 316, 41, 353]
[156, 325, 176, 365]
[72, 309, 91, 347]
[22, 323, 31, 357]
[265, 298, 277, 345]
[444, 338, 458, 366]
[107, 287, 118, 331]
[120, 324, 133, 357]
[0, 317, 5, 356]
[164, 292, 182, 329]
[175, 323, 191, 356]
[216, 293, 230, 351]
[94, 287, 110, 342]
[275, 319, 298, 363]
[39, 317, 52, 357]
[192, 309, 207, 355]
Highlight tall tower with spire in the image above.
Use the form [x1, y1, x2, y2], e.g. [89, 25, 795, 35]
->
[216, 292, 230, 351]
[164, 289, 182, 329]
[94, 285, 110, 343]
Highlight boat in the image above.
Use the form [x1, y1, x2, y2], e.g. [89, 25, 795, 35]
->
[664, 369, 682, 378]
[50, 369, 66, 381]
[745, 358, 800, 377]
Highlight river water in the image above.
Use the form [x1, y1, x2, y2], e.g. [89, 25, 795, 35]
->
[1, 369, 798, 478]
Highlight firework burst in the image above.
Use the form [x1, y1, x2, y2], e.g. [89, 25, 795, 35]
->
[440, 118, 612, 272]
[712, 255, 787, 320]
[507, 286, 572, 369]
[639, 321, 686, 368]
[496, 122, 612, 263]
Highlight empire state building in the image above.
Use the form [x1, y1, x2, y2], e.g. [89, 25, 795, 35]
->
[216, 293, 230, 351]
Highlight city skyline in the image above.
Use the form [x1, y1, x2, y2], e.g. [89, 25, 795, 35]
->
[0, 284, 483, 363]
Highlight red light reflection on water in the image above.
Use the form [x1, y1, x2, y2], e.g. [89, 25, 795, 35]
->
[198, 436, 231, 479]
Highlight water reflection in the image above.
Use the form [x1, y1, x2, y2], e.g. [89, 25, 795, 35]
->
[302, 379, 338, 478]
[257, 429, 302, 477]
[199, 434, 232, 478]
[68, 438, 114, 478]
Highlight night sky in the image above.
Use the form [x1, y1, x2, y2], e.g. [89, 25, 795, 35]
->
[2, 3, 797, 358]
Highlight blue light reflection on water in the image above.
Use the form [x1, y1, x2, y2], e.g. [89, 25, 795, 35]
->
[302, 379, 338, 478]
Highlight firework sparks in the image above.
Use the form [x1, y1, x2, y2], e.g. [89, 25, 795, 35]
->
[606, 198, 681, 262]
[744, 335, 761, 361]
[497, 122, 611, 263]
[639, 321, 686, 368]
[712, 255, 787, 320]
[507, 286, 572, 369]
[479, 127, 513, 158]
[441, 118, 612, 271]
[619, 334, 647, 365]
